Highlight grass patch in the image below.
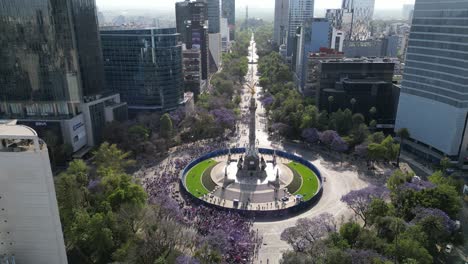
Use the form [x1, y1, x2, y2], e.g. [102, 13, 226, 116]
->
[285, 167, 302, 194]
[202, 162, 219, 192]
[185, 159, 217, 198]
[287, 162, 319, 201]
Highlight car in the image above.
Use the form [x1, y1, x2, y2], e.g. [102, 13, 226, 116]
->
[444, 244, 453, 254]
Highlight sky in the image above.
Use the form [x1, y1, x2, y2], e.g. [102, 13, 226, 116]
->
[96, 0, 416, 11]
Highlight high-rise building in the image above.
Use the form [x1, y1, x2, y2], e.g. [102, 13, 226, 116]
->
[331, 28, 345, 52]
[342, 0, 375, 40]
[395, 0, 468, 167]
[294, 18, 331, 91]
[101, 28, 184, 113]
[222, 0, 236, 40]
[304, 48, 344, 97]
[175, 0, 210, 80]
[402, 4, 414, 21]
[287, 0, 314, 56]
[325, 9, 343, 29]
[183, 46, 203, 96]
[206, 0, 221, 33]
[0, 0, 126, 153]
[0, 120, 67, 263]
[274, 0, 289, 45]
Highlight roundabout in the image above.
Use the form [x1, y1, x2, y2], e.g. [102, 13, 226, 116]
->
[181, 148, 322, 214]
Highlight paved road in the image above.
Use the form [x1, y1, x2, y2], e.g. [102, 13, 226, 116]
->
[232, 35, 369, 264]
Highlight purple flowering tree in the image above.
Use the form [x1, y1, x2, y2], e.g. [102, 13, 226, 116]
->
[210, 108, 236, 129]
[261, 95, 274, 107]
[271, 122, 291, 136]
[170, 108, 186, 127]
[280, 213, 336, 252]
[354, 144, 368, 158]
[411, 207, 456, 242]
[340, 186, 390, 227]
[319, 130, 339, 146]
[331, 136, 348, 153]
[401, 177, 435, 192]
[301, 128, 320, 144]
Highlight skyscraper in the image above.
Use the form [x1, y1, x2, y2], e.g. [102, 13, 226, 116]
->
[175, 0, 210, 80]
[395, 0, 468, 167]
[206, 0, 221, 33]
[341, 0, 375, 40]
[101, 28, 184, 112]
[274, 0, 289, 45]
[0, 120, 67, 263]
[287, 0, 314, 56]
[222, 0, 236, 40]
[0, 0, 126, 153]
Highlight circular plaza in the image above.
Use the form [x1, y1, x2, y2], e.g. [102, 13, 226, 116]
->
[180, 148, 323, 215]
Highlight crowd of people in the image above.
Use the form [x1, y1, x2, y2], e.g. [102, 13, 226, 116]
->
[140, 137, 261, 263]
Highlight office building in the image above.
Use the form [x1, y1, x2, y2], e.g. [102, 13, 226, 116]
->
[317, 58, 396, 123]
[183, 46, 203, 96]
[0, 121, 67, 263]
[221, 17, 231, 52]
[343, 35, 399, 58]
[331, 28, 345, 52]
[287, 0, 314, 56]
[294, 18, 331, 91]
[402, 4, 414, 21]
[0, 0, 125, 154]
[206, 0, 221, 33]
[304, 48, 344, 97]
[274, 0, 289, 45]
[101, 28, 184, 113]
[222, 0, 236, 40]
[395, 0, 468, 168]
[325, 9, 344, 30]
[175, 0, 210, 80]
[342, 0, 375, 41]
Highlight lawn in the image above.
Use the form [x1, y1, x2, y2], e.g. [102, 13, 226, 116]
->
[287, 162, 320, 201]
[185, 159, 217, 198]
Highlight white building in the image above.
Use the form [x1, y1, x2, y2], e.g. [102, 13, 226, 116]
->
[0, 120, 68, 264]
[331, 28, 345, 52]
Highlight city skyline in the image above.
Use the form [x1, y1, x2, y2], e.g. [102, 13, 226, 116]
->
[96, 0, 415, 11]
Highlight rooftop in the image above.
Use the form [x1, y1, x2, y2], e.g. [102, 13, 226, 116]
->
[0, 120, 37, 138]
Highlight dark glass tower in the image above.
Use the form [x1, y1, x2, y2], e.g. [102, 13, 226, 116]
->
[222, 0, 235, 40]
[101, 28, 184, 112]
[0, 0, 105, 118]
[206, 0, 221, 33]
[175, 0, 209, 80]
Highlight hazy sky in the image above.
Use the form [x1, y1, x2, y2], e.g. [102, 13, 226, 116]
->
[96, 0, 415, 11]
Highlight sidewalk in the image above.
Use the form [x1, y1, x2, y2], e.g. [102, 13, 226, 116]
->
[400, 152, 434, 177]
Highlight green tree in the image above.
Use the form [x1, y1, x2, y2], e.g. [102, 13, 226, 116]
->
[94, 142, 135, 173]
[340, 222, 362, 247]
[160, 113, 173, 139]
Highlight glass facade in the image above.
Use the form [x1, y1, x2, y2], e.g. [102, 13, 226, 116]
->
[287, 0, 314, 56]
[274, 0, 289, 45]
[207, 0, 221, 33]
[101, 28, 184, 112]
[395, 0, 468, 163]
[341, 0, 375, 41]
[222, 0, 235, 40]
[0, 0, 104, 119]
[402, 0, 468, 108]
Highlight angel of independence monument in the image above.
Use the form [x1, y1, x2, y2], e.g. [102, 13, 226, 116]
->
[237, 71, 267, 177]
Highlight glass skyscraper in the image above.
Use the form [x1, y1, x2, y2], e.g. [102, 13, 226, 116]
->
[222, 0, 235, 40]
[101, 28, 184, 112]
[341, 0, 375, 40]
[0, 0, 105, 118]
[274, 0, 289, 45]
[206, 0, 221, 33]
[395, 0, 468, 167]
[287, 0, 314, 56]
[0, 0, 121, 152]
